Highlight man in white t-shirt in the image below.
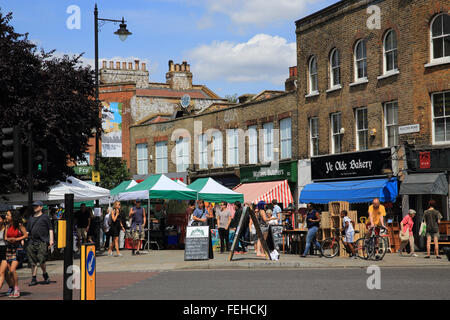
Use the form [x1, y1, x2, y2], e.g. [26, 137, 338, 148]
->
[340, 210, 356, 258]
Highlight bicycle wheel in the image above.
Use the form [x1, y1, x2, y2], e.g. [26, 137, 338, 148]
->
[373, 236, 388, 260]
[354, 237, 369, 260]
[321, 238, 339, 258]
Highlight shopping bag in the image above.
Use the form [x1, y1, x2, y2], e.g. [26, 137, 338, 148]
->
[270, 250, 279, 261]
[419, 220, 427, 236]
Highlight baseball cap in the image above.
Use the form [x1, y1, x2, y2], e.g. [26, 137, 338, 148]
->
[33, 200, 44, 206]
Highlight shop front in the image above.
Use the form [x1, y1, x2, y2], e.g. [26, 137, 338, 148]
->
[402, 147, 450, 249]
[236, 160, 297, 208]
[299, 148, 400, 220]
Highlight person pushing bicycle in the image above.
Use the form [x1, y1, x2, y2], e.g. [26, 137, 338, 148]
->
[367, 198, 386, 236]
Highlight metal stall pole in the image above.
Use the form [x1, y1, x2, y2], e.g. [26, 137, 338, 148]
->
[63, 193, 74, 300]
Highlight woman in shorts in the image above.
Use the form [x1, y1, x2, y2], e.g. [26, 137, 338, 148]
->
[4, 210, 28, 298]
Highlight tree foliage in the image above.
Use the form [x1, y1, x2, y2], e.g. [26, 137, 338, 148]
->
[225, 93, 239, 104]
[98, 157, 131, 190]
[0, 11, 102, 194]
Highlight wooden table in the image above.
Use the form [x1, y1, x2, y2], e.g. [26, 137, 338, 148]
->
[282, 229, 308, 254]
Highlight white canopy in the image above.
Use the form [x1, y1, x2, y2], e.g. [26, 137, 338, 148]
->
[0, 176, 110, 205]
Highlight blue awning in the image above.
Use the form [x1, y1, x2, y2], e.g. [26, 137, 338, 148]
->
[299, 178, 398, 204]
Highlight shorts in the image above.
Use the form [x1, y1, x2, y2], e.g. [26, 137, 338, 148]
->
[0, 246, 6, 261]
[77, 228, 88, 241]
[344, 231, 355, 243]
[6, 243, 19, 263]
[27, 241, 48, 266]
[426, 231, 440, 238]
[132, 230, 145, 241]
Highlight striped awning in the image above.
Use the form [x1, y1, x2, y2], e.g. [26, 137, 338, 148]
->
[233, 180, 294, 208]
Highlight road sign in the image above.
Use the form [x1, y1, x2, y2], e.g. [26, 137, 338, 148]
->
[81, 244, 96, 300]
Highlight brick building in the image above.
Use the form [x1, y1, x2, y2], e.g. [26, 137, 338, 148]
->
[81, 59, 227, 174]
[295, 0, 450, 224]
[129, 67, 299, 204]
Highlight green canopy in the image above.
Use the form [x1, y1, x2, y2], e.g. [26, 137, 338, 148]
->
[110, 180, 138, 196]
[188, 178, 244, 203]
[118, 174, 197, 201]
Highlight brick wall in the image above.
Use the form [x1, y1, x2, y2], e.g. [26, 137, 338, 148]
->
[295, 0, 450, 159]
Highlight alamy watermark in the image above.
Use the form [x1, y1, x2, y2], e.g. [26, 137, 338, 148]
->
[366, 265, 381, 290]
[66, 5, 81, 30]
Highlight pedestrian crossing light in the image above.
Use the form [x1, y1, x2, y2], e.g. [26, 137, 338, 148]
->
[34, 148, 48, 173]
[1, 126, 23, 175]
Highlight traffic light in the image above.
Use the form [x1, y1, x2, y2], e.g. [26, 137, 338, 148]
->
[1, 126, 23, 175]
[34, 148, 48, 173]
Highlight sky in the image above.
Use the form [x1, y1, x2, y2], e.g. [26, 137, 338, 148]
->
[1, 0, 337, 97]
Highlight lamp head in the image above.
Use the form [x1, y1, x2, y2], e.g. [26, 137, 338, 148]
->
[114, 18, 132, 42]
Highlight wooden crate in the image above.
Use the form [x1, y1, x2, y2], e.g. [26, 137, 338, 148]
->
[320, 228, 331, 241]
[321, 211, 330, 229]
[331, 216, 340, 229]
[329, 201, 350, 216]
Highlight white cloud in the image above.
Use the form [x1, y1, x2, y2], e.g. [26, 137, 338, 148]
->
[186, 34, 295, 85]
[203, 0, 320, 26]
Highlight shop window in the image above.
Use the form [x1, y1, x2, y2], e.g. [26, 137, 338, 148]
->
[137, 143, 148, 175]
[356, 107, 368, 151]
[155, 141, 168, 174]
[384, 101, 399, 147]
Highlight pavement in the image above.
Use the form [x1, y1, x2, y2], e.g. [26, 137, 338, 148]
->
[15, 248, 450, 276]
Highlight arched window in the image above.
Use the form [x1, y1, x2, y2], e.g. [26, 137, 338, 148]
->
[431, 13, 450, 61]
[383, 29, 398, 73]
[354, 39, 367, 81]
[330, 48, 340, 87]
[309, 56, 318, 94]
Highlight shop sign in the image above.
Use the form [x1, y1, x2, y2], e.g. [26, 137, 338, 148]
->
[419, 152, 431, 169]
[240, 161, 297, 183]
[73, 166, 92, 176]
[311, 149, 392, 181]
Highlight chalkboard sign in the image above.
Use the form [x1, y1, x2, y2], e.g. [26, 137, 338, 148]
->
[184, 226, 210, 261]
[267, 225, 283, 251]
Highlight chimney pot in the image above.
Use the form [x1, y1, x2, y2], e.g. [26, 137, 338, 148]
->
[122, 62, 127, 69]
[116, 62, 121, 69]
[175, 64, 180, 71]
[109, 61, 114, 69]
[142, 62, 146, 71]
[186, 64, 190, 72]
[128, 62, 133, 69]
[135, 60, 140, 70]
[102, 60, 107, 69]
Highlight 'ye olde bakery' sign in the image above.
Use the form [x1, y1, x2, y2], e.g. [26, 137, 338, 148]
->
[311, 149, 392, 181]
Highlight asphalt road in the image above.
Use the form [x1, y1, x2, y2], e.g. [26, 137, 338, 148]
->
[98, 267, 450, 300]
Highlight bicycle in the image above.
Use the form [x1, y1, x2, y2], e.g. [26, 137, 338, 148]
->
[321, 228, 362, 258]
[354, 226, 389, 261]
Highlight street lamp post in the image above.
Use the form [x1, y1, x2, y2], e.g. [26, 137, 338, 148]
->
[93, 3, 131, 191]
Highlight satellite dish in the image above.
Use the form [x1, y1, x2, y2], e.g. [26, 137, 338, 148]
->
[180, 94, 191, 109]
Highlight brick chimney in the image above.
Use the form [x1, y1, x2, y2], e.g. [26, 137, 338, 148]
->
[99, 59, 150, 89]
[166, 60, 193, 90]
[285, 66, 298, 92]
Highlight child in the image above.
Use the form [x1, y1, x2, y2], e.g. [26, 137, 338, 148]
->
[340, 210, 356, 259]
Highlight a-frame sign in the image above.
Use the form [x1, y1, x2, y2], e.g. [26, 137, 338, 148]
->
[228, 206, 272, 261]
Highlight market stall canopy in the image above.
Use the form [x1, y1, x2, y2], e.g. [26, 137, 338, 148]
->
[233, 180, 294, 208]
[188, 178, 244, 203]
[118, 174, 197, 201]
[399, 173, 448, 196]
[0, 177, 110, 205]
[299, 178, 398, 204]
[110, 180, 138, 196]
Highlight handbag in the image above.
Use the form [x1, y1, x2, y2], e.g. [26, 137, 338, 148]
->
[399, 229, 409, 241]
